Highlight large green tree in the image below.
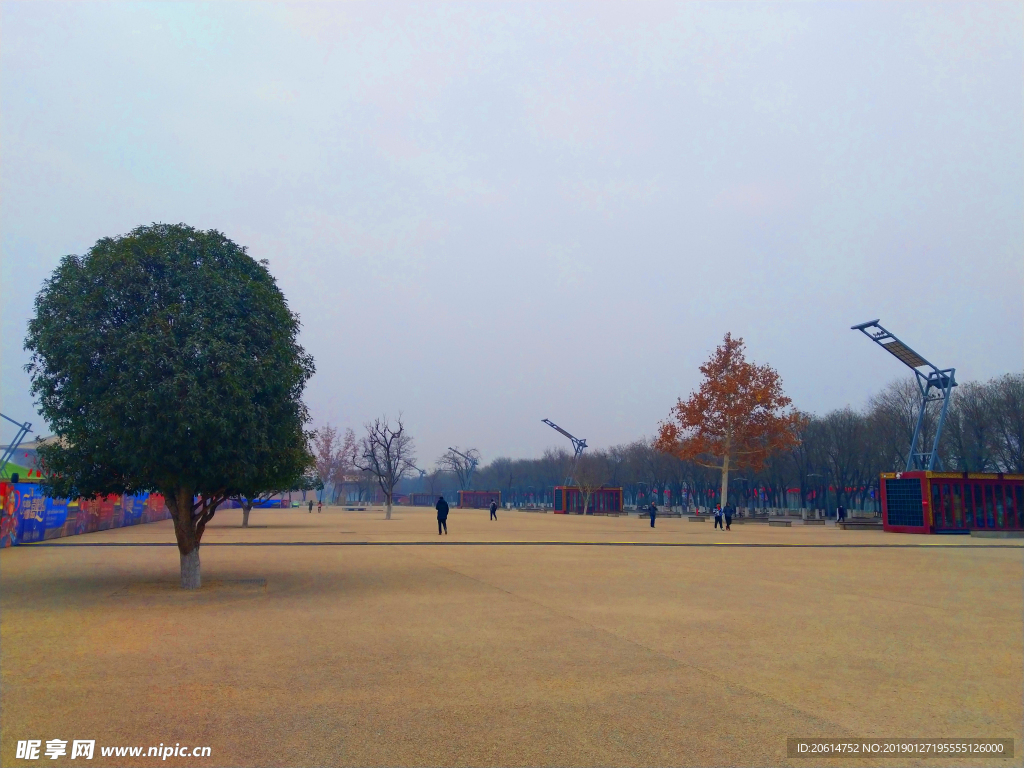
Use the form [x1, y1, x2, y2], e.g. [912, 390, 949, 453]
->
[25, 223, 315, 588]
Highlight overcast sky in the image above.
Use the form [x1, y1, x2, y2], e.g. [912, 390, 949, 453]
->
[2, 1, 1022, 463]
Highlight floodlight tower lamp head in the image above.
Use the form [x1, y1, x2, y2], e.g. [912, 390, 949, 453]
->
[851, 318, 957, 472]
[850, 319, 948, 378]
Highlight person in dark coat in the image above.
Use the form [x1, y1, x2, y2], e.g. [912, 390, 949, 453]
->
[489, 500, 498, 521]
[837, 505, 846, 523]
[436, 496, 449, 535]
[724, 502, 734, 531]
[649, 502, 657, 528]
[308, 499, 313, 513]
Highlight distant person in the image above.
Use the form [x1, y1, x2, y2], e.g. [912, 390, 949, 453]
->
[714, 504, 724, 530]
[724, 502, 734, 531]
[649, 502, 657, 528]
[308, 500, 313, 514]
[436, 496, 449, 535]
[317, 500, 322, 514]
[489, 499, 498, 521]
[837, 505, 846, 523]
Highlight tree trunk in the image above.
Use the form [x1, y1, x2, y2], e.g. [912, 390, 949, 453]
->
[180, 549, 201, 590]
[720, 454, 731, 507]
[242, 502, 252, 528]
[166, 485, 201, 590]
[385, 497, 392, 520]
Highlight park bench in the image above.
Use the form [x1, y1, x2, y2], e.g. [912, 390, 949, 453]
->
[768, 519, 792, 527]
[803, 519, 826, 525]
[838, 519, 883, 530]
[687, 516, 706, 522]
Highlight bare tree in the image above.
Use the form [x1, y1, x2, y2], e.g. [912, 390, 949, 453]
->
[944, 382, 997, 472]
[329, 427, 358, 503]
[436, 447, 480, 490]
[352, 415, 416, 520]
[312, 423, 339, 502]
[867, 377, 935, 471]
[990, 373, 1024, 473]
[573, 452, 609, 514]
[231, 490, 282, 528]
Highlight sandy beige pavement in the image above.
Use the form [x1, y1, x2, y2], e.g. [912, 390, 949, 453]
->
[1, 506, 1021, 767]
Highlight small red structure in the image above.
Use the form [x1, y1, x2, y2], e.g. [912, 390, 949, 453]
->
[458, 490, 501, 509]
[553, 486, 623, 515]
[881, 471, 1024, 534]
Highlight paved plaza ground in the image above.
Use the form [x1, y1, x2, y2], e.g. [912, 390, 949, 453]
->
[1, 506, 1021, 766]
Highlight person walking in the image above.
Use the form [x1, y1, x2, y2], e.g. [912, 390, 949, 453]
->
[724, 502, 734, 531]
[649, 502, 657, 528]
[837, 504, 846, 523]
[308, 499, 313, 513]
[317, 500, 322, 514]
[714, 504, 724, 530]
[436, 495, 449, 535]
[489, 499, 498, 521]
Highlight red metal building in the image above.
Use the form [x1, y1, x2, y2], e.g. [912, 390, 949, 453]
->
[458, 490, 501, 509]
[553, 486, 623, 515]
[881, 471, 1024, 534]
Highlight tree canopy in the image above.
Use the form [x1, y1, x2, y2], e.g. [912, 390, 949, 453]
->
[655, 332, 801, 504]
[25, 223, 314, 587]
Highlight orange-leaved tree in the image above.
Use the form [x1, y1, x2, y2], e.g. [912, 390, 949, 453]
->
[655, 333, 802, 507]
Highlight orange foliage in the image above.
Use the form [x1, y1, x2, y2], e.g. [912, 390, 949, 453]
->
[655, 333, 802, 472]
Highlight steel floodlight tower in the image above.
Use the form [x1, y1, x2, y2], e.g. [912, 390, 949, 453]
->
[852, 319, 956, 471]
[542, 419, 587, 485]
[0, 413, 32, 478]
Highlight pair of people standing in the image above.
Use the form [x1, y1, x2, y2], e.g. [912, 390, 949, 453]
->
[713, 503, 734, 530]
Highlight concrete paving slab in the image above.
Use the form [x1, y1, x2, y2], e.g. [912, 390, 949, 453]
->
[2, 507, 1020, 767]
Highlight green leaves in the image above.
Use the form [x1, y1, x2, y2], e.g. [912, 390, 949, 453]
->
[25, 223, 315, 502]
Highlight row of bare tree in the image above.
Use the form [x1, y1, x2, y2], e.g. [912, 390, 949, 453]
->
[448, 373, 1024, 513]
[311, 372, 1021, 516]
[311, 417, 487, 519]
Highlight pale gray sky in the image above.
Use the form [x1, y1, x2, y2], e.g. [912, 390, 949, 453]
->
[2, 1, 1022, 463]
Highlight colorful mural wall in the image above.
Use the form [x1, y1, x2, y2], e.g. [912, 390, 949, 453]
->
[0, 482, 172, 548]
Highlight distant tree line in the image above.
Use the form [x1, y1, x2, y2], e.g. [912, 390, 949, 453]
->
[393, 372, 1023, 513]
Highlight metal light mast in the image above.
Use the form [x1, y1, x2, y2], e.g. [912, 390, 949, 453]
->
[0, 414, 32, 479]
[851, 319, 956, 471]
[542, 419, 587, 486]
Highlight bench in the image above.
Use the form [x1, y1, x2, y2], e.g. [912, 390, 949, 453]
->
[733, 517, 768, 524]
[803, 519, 826, 525]
[838, 520, 883, 530]
[687, 516, 706, 522]
[768, 520, 792, 527]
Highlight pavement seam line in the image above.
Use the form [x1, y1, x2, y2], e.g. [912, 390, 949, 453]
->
[18, 541, 1024, 548]
[401, 545, 857, 739]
